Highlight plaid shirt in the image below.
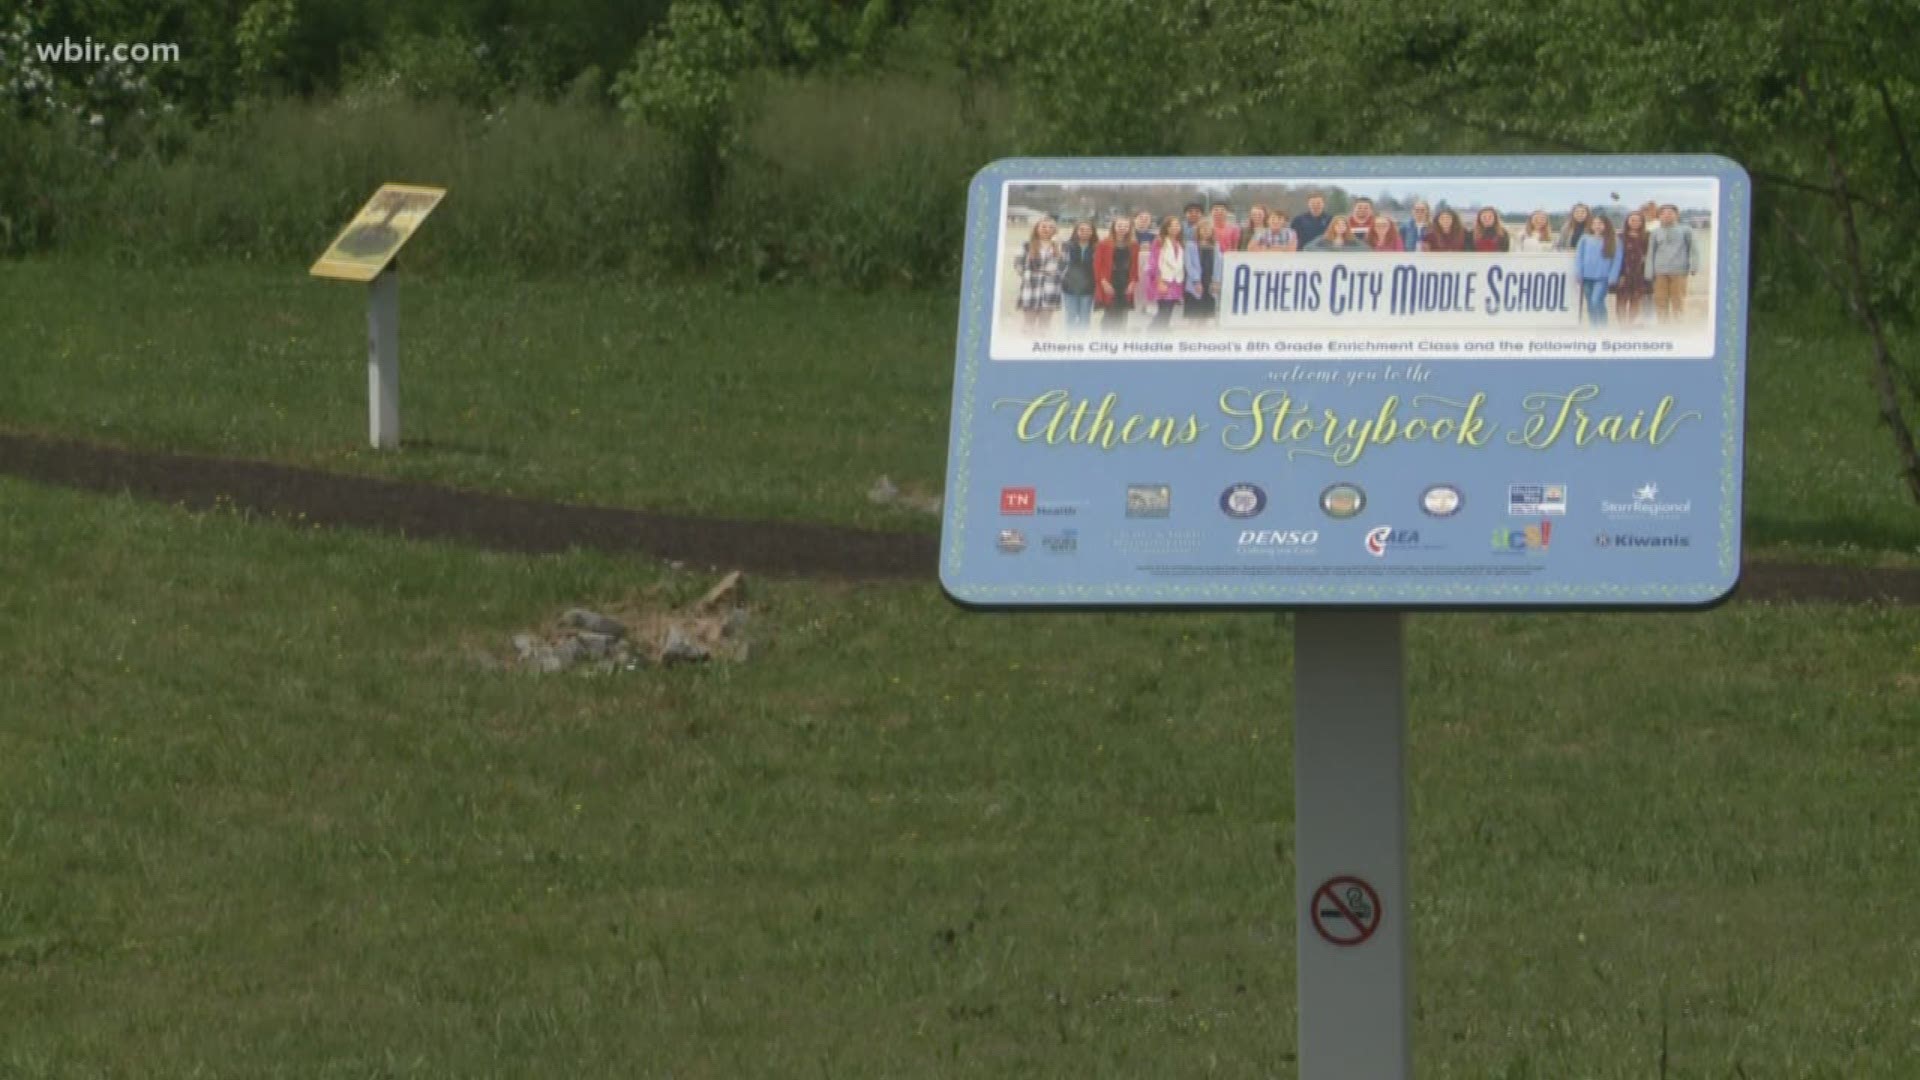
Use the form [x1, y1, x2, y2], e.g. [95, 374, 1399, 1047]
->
[1014, 242, 1064, 310]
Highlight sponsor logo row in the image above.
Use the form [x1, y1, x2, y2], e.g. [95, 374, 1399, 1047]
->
[996, 481, 1693, 557]
[1001, 481, 1691, 522]
[1000, 520, 1689, 557]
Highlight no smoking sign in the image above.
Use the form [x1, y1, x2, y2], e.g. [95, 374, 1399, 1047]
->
[1311, 876, 1382, 947]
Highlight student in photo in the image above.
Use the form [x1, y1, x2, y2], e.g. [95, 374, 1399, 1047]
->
[1146, 216, 1187, 328]
[1558, 203, 1593, 250]
[1425, 207, 1468, 252]
[1184, 202, 1205, 235]
[1059, 219, 1098, 329]
[1575, 214, 1623, 327]
[1305, 215, 1367, 251]
[1646, 203, 1698, 322]
[1400, 199, 1432, 252]
[1641, 200, 1663, 236]
[1210, 203, 1241, 253]
[1470, 207, 1511, 252]
[1518, 210, 1556, 252]
[1366, 214, 1404, 252]
[1133, 209, 1157, 245]
[1292, 193, 1332, 247]
[1240, 205, 1269, 250]
[1185, 219, 1224, 321]
[1094, 216, 1138, 330]
[1013, 215, 1063, 330]
[1133, 211, 1159, 318]
[1246, 209, 1298, 251]
[1347, 197, 1378, 242]
[1615, 210, 1654, 323]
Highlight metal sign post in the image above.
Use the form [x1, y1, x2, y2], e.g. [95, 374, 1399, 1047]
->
[367, 266, 400, 450]
[1294, 611, 1411, 1076]
[939, 156, 1751, 1077]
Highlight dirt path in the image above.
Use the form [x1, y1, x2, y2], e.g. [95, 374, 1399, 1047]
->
[4, 430, 1916, 604]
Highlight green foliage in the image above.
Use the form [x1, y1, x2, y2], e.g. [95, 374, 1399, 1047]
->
[79, 93, 673, 272]
[0, 110, 101, 255]
[613, 0, 757, 226]
[984, 0, 1336, 156]
[343, 26, 503, 105]
[6, 75, 999, 286]
[1272, 0, 1919, 320]
[234, 0, 298, 93]
[4, 0, 1917, 331]
[989, 0, 1199, 155]
[1262, 0, 1920, 495]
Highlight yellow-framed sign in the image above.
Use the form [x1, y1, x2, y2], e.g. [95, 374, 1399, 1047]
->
[309, 183, 447, 282]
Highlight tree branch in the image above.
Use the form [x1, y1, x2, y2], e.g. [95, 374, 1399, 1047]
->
[1440, 112, 1894, 213]
[1771, 205, 1920, 403]
[1877, 80, 1920, 199]
[1802, 72, 1920, 503]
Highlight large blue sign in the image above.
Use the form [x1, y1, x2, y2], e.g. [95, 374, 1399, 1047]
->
[940, 157, 1750, 607]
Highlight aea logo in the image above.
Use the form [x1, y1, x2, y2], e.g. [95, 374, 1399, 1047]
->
[1365, 526, 1420, 558]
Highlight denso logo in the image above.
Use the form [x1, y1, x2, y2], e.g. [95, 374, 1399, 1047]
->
[1238, 529, 1319, 550]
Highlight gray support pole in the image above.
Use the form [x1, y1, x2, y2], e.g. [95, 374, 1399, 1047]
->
[367, 266, 400, 450]
[1293, 610, 1412, 1077]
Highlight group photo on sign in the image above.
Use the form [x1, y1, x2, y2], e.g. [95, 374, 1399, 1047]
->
[993, 176, 1718, 361]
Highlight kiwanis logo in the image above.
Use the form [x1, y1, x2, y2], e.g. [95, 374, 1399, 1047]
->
[1596, 532, 1690, 549]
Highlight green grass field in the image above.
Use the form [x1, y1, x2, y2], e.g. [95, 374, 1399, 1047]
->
[4, 255, 1920, 1075]
[2, 260, 1917, 565]
[3, 475, 1919, 1076]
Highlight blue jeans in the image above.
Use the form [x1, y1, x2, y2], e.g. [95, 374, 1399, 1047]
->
[1063, 293, 1094, 327]
[1583, 279, 1611, 326]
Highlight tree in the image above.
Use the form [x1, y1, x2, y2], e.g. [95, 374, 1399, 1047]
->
[613, 0, 756, 226]
[1271, 0, 1920, 502]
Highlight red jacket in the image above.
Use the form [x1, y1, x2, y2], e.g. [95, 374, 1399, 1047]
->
[1093, 239, 1138, 307]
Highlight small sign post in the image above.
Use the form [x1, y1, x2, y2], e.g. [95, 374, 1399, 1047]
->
[940, 156, 1751, 1075]
[310, 183, 447, 450]
[366, 266, 400, 450]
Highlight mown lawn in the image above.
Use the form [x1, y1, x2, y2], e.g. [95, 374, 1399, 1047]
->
[2, 260, 1916, 564]
[2, 475, 1916, 1076]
